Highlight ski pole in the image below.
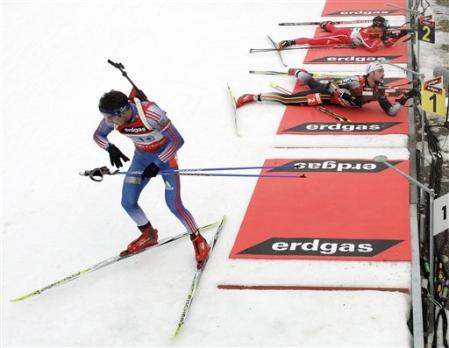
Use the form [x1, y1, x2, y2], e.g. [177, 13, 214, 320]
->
[79, 166, 306, 182]
[160, 165, 301, 173]
[249, 44, 354, 53]
[82, 165, 305, 175]
[166, 172, 305, 179]
[107, 59, 148, 101]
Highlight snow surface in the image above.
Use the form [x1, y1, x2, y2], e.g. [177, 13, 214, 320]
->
[2, 0, 414, 346]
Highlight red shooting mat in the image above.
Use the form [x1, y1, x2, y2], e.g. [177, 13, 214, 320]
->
[303, 28, 408, 65]
[277, 77, 410, 135]
[322, 0, 406, 17]
[229, 158, 410, 261]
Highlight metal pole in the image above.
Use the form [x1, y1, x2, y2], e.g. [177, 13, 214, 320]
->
[373, 156, 433, 194]
[428, 193, 435, 334]
[420, 110, 426, 193]
[373, 155, 436, 338]
[416, 24, 420, 78]
[385, 2, 421, 15]
[414, 5, 426, 205]
[410, 205, 425, 348]
[383, 61, 424, 78]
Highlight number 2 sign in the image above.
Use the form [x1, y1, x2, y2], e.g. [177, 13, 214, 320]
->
[418, 15, 435, 43]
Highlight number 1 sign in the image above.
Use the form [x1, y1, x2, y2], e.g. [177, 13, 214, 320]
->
[421, 76, 446, 117]
[434, 192, 449, 236]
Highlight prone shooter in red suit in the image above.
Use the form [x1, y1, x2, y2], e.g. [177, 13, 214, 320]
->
[235, 62, 418, 116]
[278, 16, 411, 52]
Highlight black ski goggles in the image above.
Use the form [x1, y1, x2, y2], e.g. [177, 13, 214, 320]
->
[100, 103, 130, 118]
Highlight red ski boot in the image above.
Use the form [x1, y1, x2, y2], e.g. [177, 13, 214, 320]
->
[190, 233, 210, 269]
[236, 94, 258, 108]
[120, 223, 158, 256]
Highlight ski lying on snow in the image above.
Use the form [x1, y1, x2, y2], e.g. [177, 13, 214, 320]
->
[278, 19, 373, 26]
[249, 44, 354, 53]
[226, 83, 240, 136]
[10, 221, 220, 303]
[250, 70, 355, 79]
[267, 35, 287, 67]
[174, 215, 226, 336]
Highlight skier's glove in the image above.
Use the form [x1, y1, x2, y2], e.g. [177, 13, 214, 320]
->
[384, 29, 410, 41]
[331, 85, 360, 107]
[341, 92, 360, 107]
[397, 88, 419, 105]
[107, 144, 129, 168]
[142, 162, 160, 179]
[399, 29, 410, 38]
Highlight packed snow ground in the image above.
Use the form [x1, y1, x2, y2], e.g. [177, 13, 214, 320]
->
[2, 0, 413, 346]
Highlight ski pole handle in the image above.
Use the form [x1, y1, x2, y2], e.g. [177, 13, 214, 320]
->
[79, 166, 119, 182]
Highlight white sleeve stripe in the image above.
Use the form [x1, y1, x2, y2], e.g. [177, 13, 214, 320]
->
[144, 110, 161, 121]
[94, 133, 109, 148]
[96, 138, 108, 146]
[144, 113, 162, 125]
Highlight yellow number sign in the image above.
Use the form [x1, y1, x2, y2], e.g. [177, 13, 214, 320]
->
[421, 76, 446, 116]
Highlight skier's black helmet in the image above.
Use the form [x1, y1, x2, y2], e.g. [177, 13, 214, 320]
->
[99, 90, 130, 115]
[372, 16, 388, 28]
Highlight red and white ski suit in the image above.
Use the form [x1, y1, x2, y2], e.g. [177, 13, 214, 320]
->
[294, 23, 401, 52]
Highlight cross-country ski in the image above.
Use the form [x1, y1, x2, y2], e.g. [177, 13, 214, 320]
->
[10, 222, 220, 302]
[174, 216, 226, 336]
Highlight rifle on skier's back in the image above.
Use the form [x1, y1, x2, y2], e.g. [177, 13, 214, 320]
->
[107, 59, 148, 101]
